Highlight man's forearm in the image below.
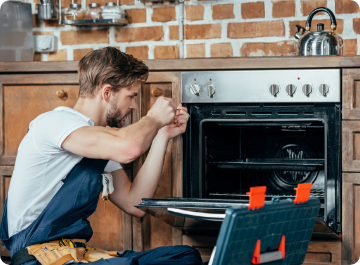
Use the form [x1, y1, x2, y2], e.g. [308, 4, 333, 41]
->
[129, 132, 170, 203]
[116, 116, 162, 156]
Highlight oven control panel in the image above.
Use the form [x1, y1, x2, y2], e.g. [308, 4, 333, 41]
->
[181, 69, 340, 103]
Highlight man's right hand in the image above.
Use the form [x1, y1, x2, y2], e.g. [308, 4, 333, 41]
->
[146, 97, 177, 128]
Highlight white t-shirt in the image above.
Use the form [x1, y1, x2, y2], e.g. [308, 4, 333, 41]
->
[7, 107, 122, 238]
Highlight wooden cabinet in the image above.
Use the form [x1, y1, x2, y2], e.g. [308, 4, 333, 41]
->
[132, 72, 182, 251]
[342, 69, 360, 265]
[2, 60, 360, 264]
[0, 72, 130, 256]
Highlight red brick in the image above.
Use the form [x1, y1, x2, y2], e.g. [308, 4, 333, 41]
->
[169, 25, 179, 40]
[335, 0, 359, 14]
[272, 0, 295, 18]
[186, 5, 204, 21]
[32, 14, 41, 28]
[301, 0, 327, 16]
[289, 19, 344, 36]
[61, 29, 109, 45]
[154, 45, 179, 59]
[241, 2, 265, 19]
[344, 39, 357, 55]
[74, 48, 93, 61]
[211, 43, 233, 57]
[186, 44, 205, 58]
[212, 4, 235, 20]
[240, 41, 297, 56]
[228, 21, 285, 39]
[115, 26, 163, 42]
[126, 46, 149, 60]
[152, 6, 176, 22]
[47, 49, 68, 61]
[185, 24, 221, 40]
[353, 18, 360, 34]
[125, 9, 146, 23]
[34, 53, 42, 61]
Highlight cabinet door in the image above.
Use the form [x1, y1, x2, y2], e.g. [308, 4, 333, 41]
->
[342, 173, 360, 265]
[0, 74, 80, 165]
[132, 72, 182, 251]
[0, 167, 14, 257]
[0, 74, 130, 254]
[343, 69, 360, 120]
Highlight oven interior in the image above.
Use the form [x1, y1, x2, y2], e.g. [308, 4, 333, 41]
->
[202, 120, 325, 219]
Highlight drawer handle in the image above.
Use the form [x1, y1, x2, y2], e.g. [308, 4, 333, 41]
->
[56, 89, 67, 98]
[151, 87, 163, 97]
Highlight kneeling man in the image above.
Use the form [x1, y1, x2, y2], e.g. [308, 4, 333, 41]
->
[0, 47, 202, 265]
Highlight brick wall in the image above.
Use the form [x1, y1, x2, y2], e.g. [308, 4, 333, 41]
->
[31, 0, 360, 61]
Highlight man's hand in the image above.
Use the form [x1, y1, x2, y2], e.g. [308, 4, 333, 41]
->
[158, 104, 189, 140]
[147, 97, 177, 127]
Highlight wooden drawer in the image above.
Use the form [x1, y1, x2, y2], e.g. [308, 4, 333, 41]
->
[342, 120, 360, 172]
[343, 69, 360, 120]
[0, 74, 80, 165]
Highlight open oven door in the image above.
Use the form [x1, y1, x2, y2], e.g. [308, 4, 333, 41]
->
[136, 197, 341, 239]
[136, 198, 248, 235]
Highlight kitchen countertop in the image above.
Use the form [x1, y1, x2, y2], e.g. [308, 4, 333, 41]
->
[1, 56, 360, 73]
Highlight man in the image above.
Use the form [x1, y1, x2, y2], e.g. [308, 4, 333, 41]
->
[0, 47, 203, 265]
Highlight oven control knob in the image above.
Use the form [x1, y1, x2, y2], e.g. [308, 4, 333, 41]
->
[269, 84, 279, 96]
[302, 84, 312, 96]
[207, 85, 215, 97]
[285, 84, 296, 96]
[319, 84, 330, 96]
[190, 84, 200, 95]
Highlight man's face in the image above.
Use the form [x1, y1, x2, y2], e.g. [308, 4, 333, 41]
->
[106, 82, 140, 128]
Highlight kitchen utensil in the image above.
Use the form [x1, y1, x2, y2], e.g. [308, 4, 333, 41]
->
[85, 3, 102, 19]
[37, 3, 58, 20]
[65, 4, 85, 20]
[294, 7, 344, 56]
[101, 2, 124, 20]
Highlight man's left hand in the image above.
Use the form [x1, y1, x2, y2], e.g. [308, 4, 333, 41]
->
[158, 104, 189, 140]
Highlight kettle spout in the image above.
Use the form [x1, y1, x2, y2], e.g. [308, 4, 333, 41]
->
[295, 25, 305, 39]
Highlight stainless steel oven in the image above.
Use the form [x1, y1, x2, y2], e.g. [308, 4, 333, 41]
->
[137, 69, 341, 239]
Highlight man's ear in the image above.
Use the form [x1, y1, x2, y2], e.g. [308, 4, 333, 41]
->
[100, 84, 113, 102]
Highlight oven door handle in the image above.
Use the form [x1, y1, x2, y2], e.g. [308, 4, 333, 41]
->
[167, 208, 225, 222]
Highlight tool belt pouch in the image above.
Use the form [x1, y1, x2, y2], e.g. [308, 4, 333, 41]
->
[27, 243, 74, 265]
[84, 248, 116, 262]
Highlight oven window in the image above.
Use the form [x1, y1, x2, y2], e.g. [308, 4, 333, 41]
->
[202, 120, 325, 208]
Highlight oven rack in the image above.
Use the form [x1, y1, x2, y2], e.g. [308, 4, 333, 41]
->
[209, 189, 325, 201]
[207, 158, 324, 171]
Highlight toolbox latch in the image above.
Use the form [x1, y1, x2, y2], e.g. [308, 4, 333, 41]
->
[247, 186, 266, 210]
[294, 183, 312, 204]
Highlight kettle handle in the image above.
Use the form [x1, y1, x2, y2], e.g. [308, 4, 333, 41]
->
[305, 7, 337, 32]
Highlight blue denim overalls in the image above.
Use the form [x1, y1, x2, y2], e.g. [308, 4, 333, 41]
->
[0, 157, 202, 265]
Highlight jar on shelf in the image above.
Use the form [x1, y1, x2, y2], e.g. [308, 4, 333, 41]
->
[101, 2, 124, 19]
[85, 3, 102, 19]
[65, 4, 85, 20]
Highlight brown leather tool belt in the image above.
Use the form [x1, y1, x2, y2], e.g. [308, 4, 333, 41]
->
[12, 239, 119, 265]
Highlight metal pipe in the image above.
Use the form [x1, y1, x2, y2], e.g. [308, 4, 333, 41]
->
[178, 0, 184, 59]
